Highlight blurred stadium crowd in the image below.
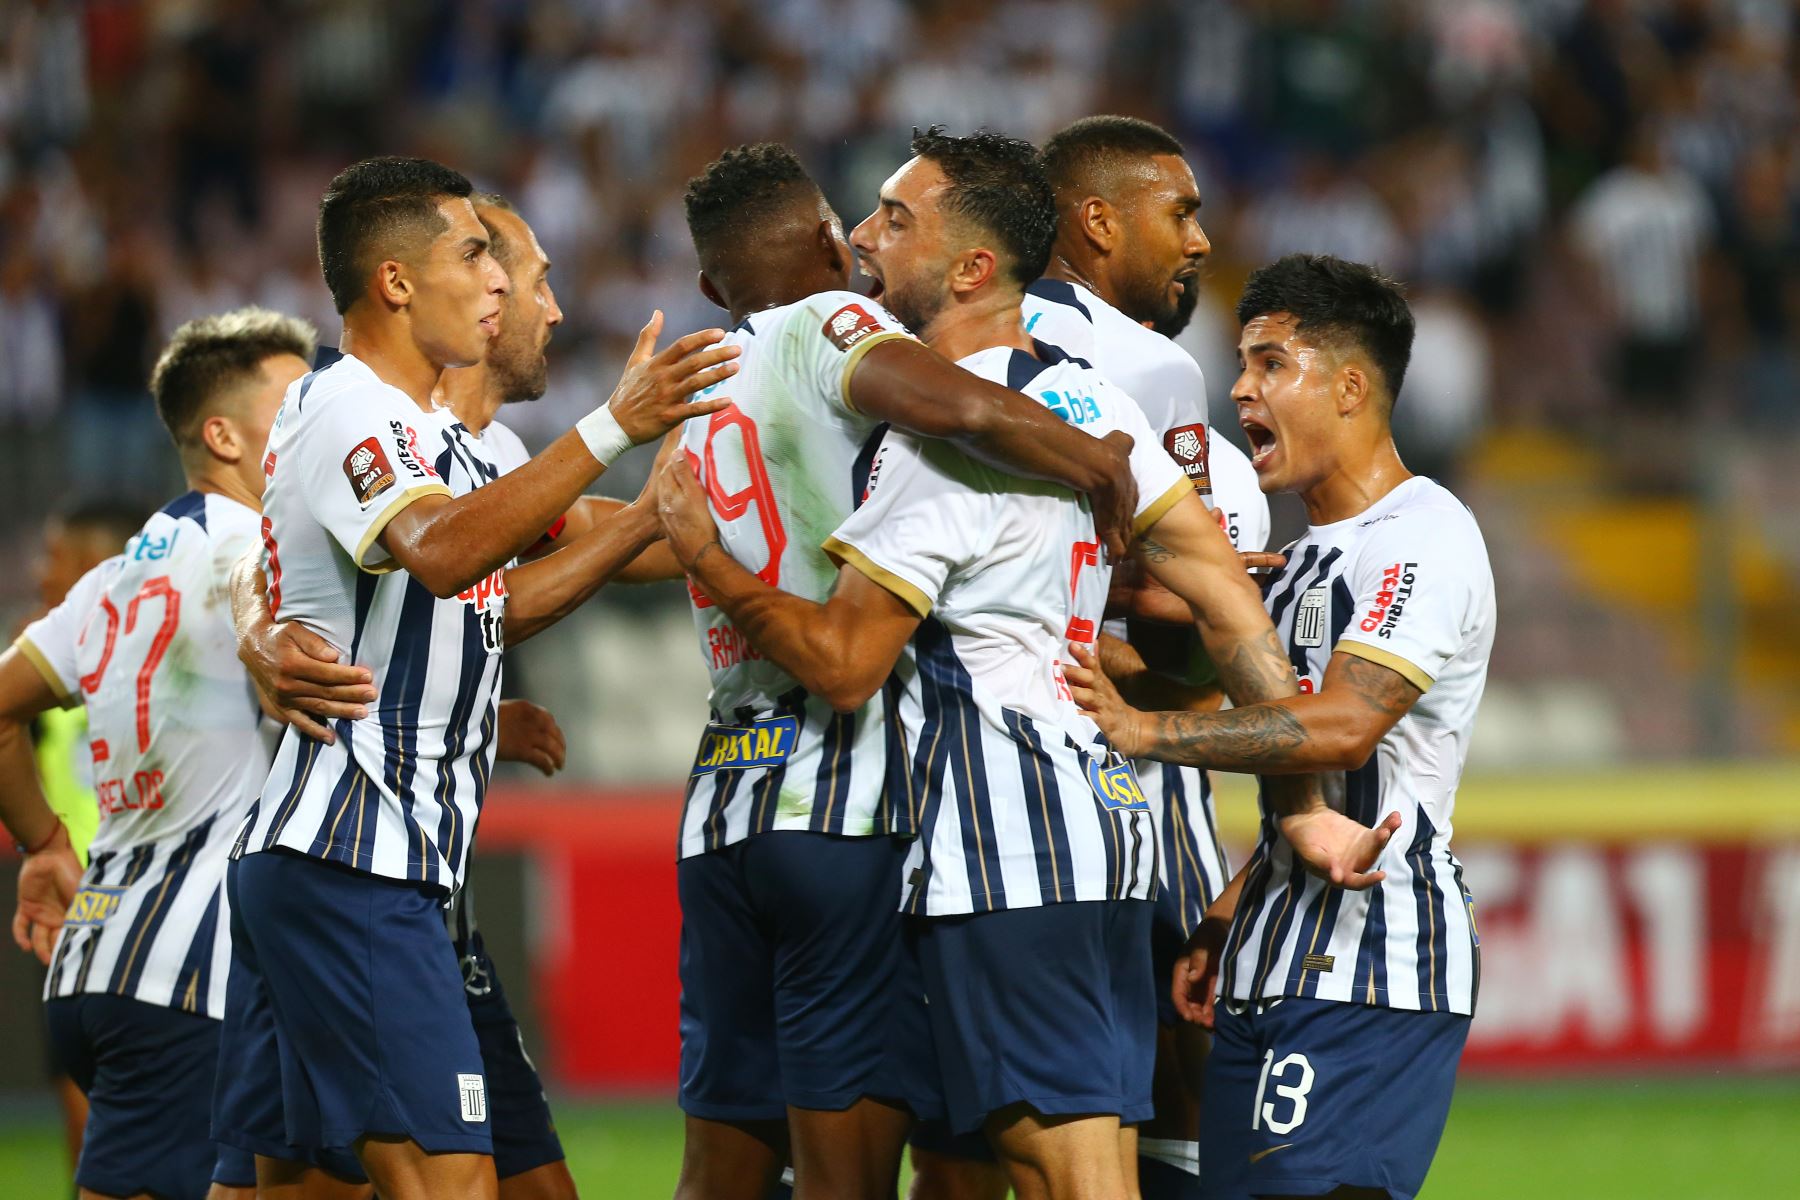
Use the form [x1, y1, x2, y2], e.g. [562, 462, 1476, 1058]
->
[1, 0, 1796, 765]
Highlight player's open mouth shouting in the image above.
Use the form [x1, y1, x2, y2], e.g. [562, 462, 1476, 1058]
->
[1240, 409, 1278, 472]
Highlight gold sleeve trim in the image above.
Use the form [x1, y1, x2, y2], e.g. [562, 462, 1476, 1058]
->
[822, 535, 933, 618]
[1132, 477, 1193, 539]
[1335, 640, 1436, 693]
[14, 637, 78, 708]
[352, 483, 453, 573]
[838, 330, 915, 413]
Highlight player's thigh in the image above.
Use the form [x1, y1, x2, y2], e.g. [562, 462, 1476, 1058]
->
[906, 1143, 1010, 1200]
[463, 938, 570, 1187]
[497, 1159, 579, 1200]
[356, 1134, 497, 1200]
[757, 833, 914, 1114]
[785, 1096, 911, 1200]
[677, 846, 785, 1123]
[253, 1154, 376, 1200]
[1198, 1000, 1468, 1200]
[675, 1115, 787, 1200]
[56, 994, 221, 1200]
[986, 1107, 1129, 1200]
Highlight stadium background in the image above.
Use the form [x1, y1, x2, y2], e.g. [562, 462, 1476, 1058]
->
[0, 0, 1796, 1194]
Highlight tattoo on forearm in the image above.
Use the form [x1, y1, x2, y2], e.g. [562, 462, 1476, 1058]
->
[1215, 628, 1298, 705]
[1151, 703, 1307, 769]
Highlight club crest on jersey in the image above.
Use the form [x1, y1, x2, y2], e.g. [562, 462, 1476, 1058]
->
[823, 303, 883, 352]
[691, 715, 799, 776]
[1294, 585, 1327, 647]
[457, 1073, 487, 1123]
[1164, 423, 1211, 492]
[65, 885, 127, 927]
[1087, 758, 1149, 811]
[343, 437, 396, 507]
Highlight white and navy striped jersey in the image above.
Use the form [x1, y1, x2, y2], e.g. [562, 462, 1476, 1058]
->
[235, 352, 506, 892]
[675, 291, 914, 858]
[18, 494, 275, 1017]
[826, 341, 1191, 917]
[1220, 477, 1494, 1015]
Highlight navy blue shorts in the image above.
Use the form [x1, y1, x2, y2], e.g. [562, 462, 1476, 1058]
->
[212, 850, 491, 1158]
[910, 899, 1157, 1135]
[458, 928, 566, 1179]
[47, 993, 221, 1200]
[678, 832, 917, 1120]
[1200, 998, 1469, 1199]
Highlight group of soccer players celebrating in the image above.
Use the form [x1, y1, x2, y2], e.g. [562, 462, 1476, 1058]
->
[0, 111, 1494, 1200]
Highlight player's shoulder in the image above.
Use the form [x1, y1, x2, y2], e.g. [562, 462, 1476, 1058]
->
[1354, 478, 1491, 569]
[768, 290, 905, 344]
[283, 353, 413, 425]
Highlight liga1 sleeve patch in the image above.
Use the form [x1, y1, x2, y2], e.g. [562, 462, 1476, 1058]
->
[1164, 422, 1211, 492]
[822, 303, 886, 352]
[344, 436, 398, 507]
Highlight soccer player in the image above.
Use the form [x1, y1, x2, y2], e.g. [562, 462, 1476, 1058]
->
[0, 307, 315, 1200]
[1067, 255, 1493, 1200]
[212, 156, 738, 1200]
[664, 142, 1142, 1200]
[656, 129, 1392, 1200]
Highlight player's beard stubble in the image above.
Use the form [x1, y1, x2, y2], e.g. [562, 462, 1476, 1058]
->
[489, 313, 551, 403]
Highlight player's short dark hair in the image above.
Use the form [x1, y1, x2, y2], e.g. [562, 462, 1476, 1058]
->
[1040, 115, 1186, 198]
[149, 306, 317, 451]
[909, 126, 1055, 288]
[471, 191, 522, 272]
[684, 143, 820, 268]
[54, 498, 151, 550]
[317, 156, 474, 314]
[1237, 254, 1415, 403]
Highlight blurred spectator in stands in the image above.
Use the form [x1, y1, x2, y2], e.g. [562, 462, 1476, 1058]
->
[169, 0, 268, 248]
[1719, 142, 1799, 433]
[61, 229, 170, 502]
[1397, 289, 1492, 484]
[1249, 151, 1404, 273]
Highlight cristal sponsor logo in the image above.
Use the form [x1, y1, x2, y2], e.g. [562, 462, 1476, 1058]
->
[691, 715, 799, 776]
[1359, 561, 1417, 639]
[1087, 759, 1150, 811]
[65, 886, 127, 927]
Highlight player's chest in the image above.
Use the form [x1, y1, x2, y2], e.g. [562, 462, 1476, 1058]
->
[1261, 541, 1359, 690]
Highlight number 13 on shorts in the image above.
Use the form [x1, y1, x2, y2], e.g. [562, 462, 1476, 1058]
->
[1250, 1048, 1314, 1136]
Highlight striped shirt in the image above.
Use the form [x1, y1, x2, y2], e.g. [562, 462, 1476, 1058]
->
[675, 291, 914, 858]
[18, 493, 275, 1016]
[235, 352, 505, 891]
[1025, 277, 1272, 932]
[1219, 477, 1494, 1015]
[826, 340, 1191, 917]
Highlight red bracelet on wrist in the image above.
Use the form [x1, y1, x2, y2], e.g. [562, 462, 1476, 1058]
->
[21, 823, 65, 855]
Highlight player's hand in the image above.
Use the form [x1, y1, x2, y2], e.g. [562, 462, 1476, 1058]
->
[240, 621, 375, 744]
[496, 699, 566, 777]
[1278, 807, 1403, 891]
[1086, 430, 1138, 562]
[1065, 641, 1148, 758]
[1172, 912, 1231, 1028]
[13, 826, 79, 966]
[654, 450, 723, 571]
[605, 312, 741, 444]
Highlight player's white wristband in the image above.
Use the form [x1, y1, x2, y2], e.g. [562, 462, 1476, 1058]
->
[576, 403, 633, 466]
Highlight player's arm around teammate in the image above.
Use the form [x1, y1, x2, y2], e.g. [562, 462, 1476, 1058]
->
[0, 645, 87, 962]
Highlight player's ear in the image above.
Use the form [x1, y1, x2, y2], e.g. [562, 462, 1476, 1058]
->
[374, 258, 412, 309]
[1078, 197, 1115, 253]
[200, 413, 244, 465]
[950, 247, 998, 296]
[697, 271, 725, 312]
[816, 219, 847, 275]
[1337, 362, 1369, 418]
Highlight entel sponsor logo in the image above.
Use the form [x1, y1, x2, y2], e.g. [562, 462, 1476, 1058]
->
[65, 885, 127, 927]
[457, 568, 507, 613]
[1087, 759, 1149, 811]
[1360, 561, 1417, 638]
[691, 716, 798, 776]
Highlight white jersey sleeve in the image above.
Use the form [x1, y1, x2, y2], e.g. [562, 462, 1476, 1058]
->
[1333, 502, 1487, 692]
[15, 557, 124, 707]
[290, 388, 453, 571]
[1106, 378, 1192, 537]
[1207, 430, 1270, 553]
[780, 291, 915, 419]
[822, 433, 989, 617]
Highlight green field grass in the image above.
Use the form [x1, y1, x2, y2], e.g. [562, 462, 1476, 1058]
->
[3, 1078, 1797, 1197]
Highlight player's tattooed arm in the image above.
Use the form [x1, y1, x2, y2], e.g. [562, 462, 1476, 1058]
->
[653, 454, 921, 712]
[849, 339, 1139, 558]
[228, 552, 373, 744]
